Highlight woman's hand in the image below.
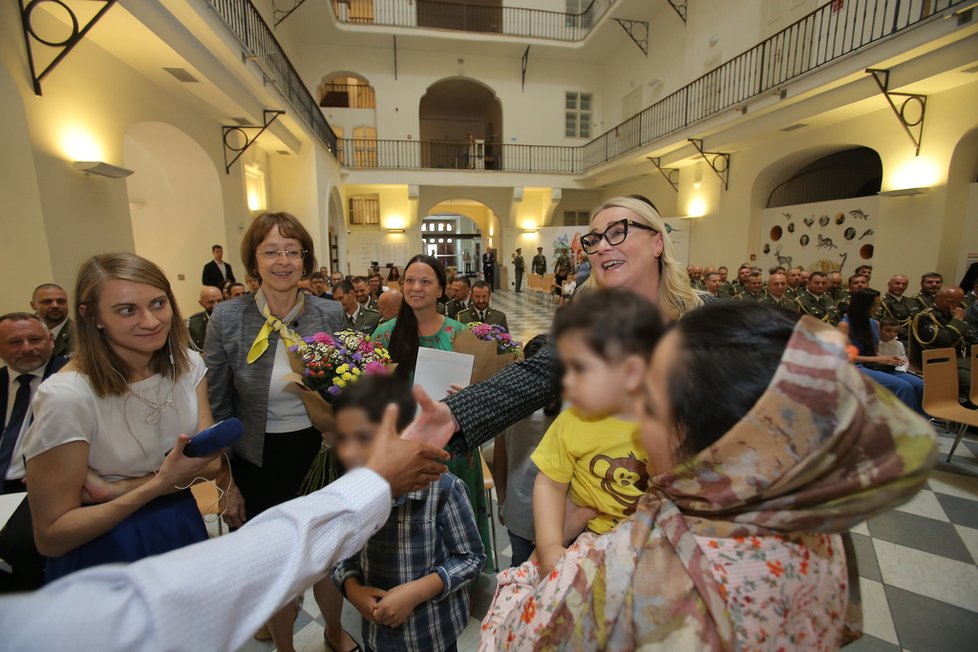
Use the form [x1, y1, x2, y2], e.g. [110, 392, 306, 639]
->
[220, 484, 246, 529]
[154, 435, 223, 494]
[372, 583, 421, 628]
[446, 383, 465, 396]
[346, 581, 387, 623]
[81, 470, 115, 504]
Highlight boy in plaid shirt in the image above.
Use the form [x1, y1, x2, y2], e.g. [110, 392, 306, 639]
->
[331, 376, 485, 652]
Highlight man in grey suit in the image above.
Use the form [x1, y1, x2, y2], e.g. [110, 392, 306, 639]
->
[457, 281, 508, 331]
[30, 283, 72, 358]
[333, 280, 380, 335]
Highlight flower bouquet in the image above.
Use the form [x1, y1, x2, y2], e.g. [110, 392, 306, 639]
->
[452, 322, 524, 384]
[284, 330, 395, 494]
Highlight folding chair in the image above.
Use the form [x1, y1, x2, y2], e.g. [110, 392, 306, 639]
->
[921, 348, 978, 462]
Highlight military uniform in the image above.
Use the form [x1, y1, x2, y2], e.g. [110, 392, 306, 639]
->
[722, 281, 745, 299]
[796, 289, 840, 325]
[187, 311, 210, 351]
[457, 306, 509, 332]
[828, 287, 848, 304]
[736, 290, 766, 302]
[912, 307, 978, 389]
[913, 292, 937, 310]
[346, 306, 381, 336]
[785, 286, 801, 301]
[835, 291, 852, 318]
[445, 298, 472, 320]
[881, 293, 923, 342]
[49, 318, 73, 359]
[531, 253, 547, 276]
[761, 294, 798, 312]
[513, 254, 525, 292]
[963, 291, 977, 311]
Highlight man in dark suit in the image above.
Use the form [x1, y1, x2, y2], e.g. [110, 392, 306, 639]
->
[0, 312, 68, 591]
[512, 248, 526, 293]
[482, 249, 496, 290]
[31, 283, 72, 358]
[202, 245, 236, 289]
[333, 281, 380, 335]
[187, 286, 224, 351]
[531, 247, 547, 276]
[457, 281, 508, 331]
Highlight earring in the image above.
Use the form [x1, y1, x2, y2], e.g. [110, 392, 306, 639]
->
[253, 269, 259, 277]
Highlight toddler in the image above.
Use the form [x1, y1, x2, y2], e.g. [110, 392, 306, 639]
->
[331, 375, 486, 652]
[531, 289, 664, 576]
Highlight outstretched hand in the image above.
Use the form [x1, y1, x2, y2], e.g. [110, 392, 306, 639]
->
[399, 386, 458, 450]
[367, 402, 450, 496]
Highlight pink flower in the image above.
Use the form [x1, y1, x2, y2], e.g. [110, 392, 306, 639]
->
[312, 332, 333, 345]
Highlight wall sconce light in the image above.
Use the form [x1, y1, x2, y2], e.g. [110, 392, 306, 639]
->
[73, 161, 134, 178]
[386, 228, 406, 233]
[687, 196, 707, 217]
[878, 187, 929, 197]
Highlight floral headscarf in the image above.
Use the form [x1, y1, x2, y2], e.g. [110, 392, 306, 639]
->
[491, 317, 937, 650]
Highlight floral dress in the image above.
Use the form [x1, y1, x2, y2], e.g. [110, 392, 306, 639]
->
[372, 316, 495, 570]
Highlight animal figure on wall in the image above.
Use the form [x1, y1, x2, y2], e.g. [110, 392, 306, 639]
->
[849, 209, 869, 220]
[838, 252, 848, 273]
[774, 245, 792, 268]
[859, 228, 874, 240]
[803, 216, 815, 228]
[816, 234, 838, 250]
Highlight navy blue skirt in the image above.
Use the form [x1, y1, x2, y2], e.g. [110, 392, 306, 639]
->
[45, 489, 207, 583]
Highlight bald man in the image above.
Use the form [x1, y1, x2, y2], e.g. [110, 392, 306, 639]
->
[377, 289, 403, 323]
[881, 274, 922, 343]
[187, 286, 224, 351]
[911, 287, 978, 389]
[760, 273, 797, 312]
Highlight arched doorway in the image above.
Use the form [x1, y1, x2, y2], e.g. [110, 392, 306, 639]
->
[419, 78, 502, 170]
[124, 122, 225, 314]
[424, 199, 500, 276]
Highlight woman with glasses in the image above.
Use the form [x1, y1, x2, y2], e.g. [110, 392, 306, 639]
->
[204, 212, 356, 652]
[404, 196, 704, 460]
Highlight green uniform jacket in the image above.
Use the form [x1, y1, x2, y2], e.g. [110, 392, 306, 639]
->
[347, 307, 381, 336]
[913, 292, 936, 310]
[881, 293, 923, 338]
[736, 290, 766, 302]
[761, 295, 799, 312]
[457, 307, 509, 333]
[912, 308, 978, 355]
[796, 289, 841, 325]
[187, 311, 209, 351]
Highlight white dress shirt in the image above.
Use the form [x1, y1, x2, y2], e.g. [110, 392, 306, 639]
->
[4, 365, 45, 481]
[48, 319, 67, 341]
[0, 468, 391, 651]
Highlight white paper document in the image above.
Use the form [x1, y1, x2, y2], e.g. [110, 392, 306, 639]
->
[414, 347, 475, 402]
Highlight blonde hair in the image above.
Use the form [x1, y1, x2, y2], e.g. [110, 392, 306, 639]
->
[74, 253, 192, 397]
[582, 196, 703, 321]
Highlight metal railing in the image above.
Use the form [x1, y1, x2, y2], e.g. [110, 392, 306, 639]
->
[330, 0, 616, 41]
[339, 139, 581, 173]
[583, 0, 964, 170]
[205, 0, 339, 156]
[319, 82, 377, 108]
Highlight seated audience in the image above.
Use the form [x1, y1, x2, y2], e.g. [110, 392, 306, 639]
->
[333, 280, 381, 336]
[187, 286, 223, 351]
[353, 276, 377, 311]
[457, 281, 508, 331]
[914, 272, 942, 309]
[839, 289, 924, 414]
[377, 289, 402, 324]
[796, 271, 840, 325]
[228, 282, 246, 298]
[760, 272, 796, 311]
[735, 271, 765, 302]
[309, 272, 331, 299]
[532, 290, 662, 577]
[836, 273, 868, 317]
[878, 318, 910, 372]
[331, 376, 484, 652]
[445, 277, 471, 319]
[481, 302, 936, 650]
[23, 253, 220, 583]
[881, 274, 922, 343]
[912, 286, 978, 391]
[703, 271, 722, 298]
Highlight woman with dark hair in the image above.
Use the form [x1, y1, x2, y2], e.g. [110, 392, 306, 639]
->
[482, 302, 936, 650]
[839, 288, 924, 413]
[371, 254, 494, 568]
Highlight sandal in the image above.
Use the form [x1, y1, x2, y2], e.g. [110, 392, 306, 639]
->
[324, 629, 362, 652]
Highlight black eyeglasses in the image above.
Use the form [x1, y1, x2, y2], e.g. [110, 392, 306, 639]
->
[580, 219, 657, 254]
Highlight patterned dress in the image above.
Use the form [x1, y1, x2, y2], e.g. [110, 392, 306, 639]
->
[372, 316, 495, 570]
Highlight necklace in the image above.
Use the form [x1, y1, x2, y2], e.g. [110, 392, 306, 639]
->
[128, 376, 175, 425]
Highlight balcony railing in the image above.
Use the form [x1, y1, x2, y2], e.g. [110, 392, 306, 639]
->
[319, 82, 377, 108]
[339, 139, 581, 173]
[330, 0, 616, 42]
[205, 0, 338, 156]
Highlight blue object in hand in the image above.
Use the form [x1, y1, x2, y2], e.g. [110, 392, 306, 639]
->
[183, 418, 244, 457]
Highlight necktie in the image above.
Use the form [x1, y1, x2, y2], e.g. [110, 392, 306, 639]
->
[247, 289, 306, 364]
[0, 376, 32, 481]
[479, 311, 486, 322]
[348, 314, 356, 329]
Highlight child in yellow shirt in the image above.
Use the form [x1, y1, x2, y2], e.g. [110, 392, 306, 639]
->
[531, 288, 665, 576]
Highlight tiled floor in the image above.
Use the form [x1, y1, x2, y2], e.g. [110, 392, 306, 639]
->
[237, 291, 978, 652]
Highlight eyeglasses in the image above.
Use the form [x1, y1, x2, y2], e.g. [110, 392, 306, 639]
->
[580, 219, 656, 254]
[257, 249, 307, 261]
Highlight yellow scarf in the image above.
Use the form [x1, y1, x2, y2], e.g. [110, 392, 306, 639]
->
[247, 289, 306, 364]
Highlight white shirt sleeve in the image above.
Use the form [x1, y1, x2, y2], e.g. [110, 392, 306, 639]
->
[0, 468, 392, 651]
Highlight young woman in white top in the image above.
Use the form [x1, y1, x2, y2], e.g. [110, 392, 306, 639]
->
[23, 253, 221, 582]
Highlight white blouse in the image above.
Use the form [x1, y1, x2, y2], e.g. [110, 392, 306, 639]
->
[22, 351, 207, 481]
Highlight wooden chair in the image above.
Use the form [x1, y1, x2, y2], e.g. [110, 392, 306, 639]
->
[191, 480, 225, 535]
[480, 449, 499, 572]
[968, 344, 978, 405]
[921, 348, 978, 462]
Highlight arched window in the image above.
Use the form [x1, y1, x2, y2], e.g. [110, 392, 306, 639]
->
[767, 147, 882, 208]
[319, 74, 376, 109]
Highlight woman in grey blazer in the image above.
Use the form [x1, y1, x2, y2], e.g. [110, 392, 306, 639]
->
[204, 212, 353, 652]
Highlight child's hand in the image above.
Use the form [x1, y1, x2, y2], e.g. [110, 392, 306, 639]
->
[372, 584, 420, 628]
[537, 543, 566, 580]
[346, 582, 387, 623]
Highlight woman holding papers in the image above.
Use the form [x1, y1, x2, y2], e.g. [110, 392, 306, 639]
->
[371, 254, 493, 568]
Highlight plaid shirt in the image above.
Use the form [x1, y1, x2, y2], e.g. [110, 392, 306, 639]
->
[332, 473, 486, 652]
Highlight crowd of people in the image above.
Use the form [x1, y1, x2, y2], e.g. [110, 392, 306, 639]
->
[0, 195, 959, 651]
